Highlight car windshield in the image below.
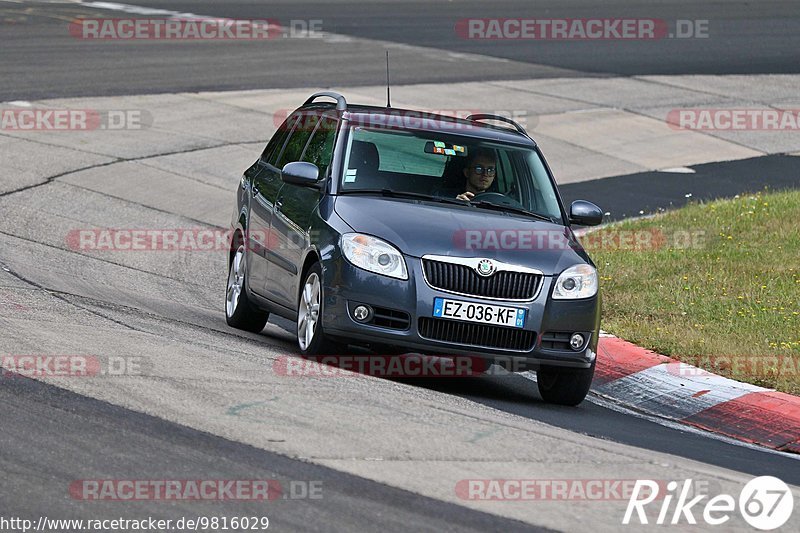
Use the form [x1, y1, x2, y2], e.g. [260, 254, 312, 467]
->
[339, 126, 563, 222]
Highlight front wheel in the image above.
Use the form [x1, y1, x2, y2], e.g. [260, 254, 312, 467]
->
[537, 362, 595, 406]
[225, 243, 269, 332]
[297, 262, 341, 355]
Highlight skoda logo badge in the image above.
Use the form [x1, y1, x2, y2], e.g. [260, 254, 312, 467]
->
[476, 259, 496, 277]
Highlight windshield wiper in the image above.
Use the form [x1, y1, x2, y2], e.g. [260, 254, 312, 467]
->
[340, 189, 467, 206]
[470, 201, 559, 223]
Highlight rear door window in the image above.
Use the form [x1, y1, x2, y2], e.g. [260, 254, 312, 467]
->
[262, 113, 298, 166]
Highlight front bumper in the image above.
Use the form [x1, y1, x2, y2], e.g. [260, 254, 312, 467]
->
[321, 255, 600, 370]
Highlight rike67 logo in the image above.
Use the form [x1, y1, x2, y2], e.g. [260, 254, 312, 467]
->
[624, 476, 794, 529]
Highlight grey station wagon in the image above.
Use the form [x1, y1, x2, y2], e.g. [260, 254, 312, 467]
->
[226, 92, 604, 405]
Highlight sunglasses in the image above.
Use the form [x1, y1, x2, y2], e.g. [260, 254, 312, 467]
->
[471, 165, 496, 176]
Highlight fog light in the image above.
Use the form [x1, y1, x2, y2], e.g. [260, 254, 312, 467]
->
[570, 333, 585, 351]
[353, 305, 371, 322]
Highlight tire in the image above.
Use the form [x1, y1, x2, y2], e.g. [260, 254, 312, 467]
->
[536, 362, 595, 406]
[297, 262, 341, 356]
[225, 242, 269, 333]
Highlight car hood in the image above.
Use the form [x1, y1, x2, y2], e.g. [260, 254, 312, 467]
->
[333, 196, 590, 275]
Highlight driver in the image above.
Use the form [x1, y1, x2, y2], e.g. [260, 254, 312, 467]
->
[455, 149, 496, 201]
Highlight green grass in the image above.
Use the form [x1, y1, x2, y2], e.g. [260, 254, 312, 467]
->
[587, 189, 800, 394]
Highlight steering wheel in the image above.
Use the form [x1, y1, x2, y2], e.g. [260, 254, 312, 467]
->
[471, 191, 525, 209]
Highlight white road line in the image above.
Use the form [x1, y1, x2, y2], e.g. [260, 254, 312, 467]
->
[659, 166, 696, 173]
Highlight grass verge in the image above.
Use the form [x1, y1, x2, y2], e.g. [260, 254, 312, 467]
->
[586, 189, 800, 394]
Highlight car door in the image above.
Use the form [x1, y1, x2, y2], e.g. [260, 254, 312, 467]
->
[246, 113, 297, 296]
[266, 113, 338, 308]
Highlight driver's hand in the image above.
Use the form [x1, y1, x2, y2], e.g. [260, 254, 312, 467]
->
[456, 192, 474, 202]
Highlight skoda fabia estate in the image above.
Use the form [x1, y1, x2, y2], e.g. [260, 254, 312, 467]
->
[226, 92, 604, 405]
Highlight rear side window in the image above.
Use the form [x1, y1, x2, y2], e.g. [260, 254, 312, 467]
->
[277, 113, 316, 168]
[261, 113, 298, 166]
[302, 116, 338, 178]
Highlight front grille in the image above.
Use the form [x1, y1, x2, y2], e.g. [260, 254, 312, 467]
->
[419, 317, 536, 351]
[422, 259, 541, 300]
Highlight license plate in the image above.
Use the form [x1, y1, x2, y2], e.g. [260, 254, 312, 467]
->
[433, 298, 526, 328]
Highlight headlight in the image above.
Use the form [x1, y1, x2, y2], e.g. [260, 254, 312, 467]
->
[341, 233, 408, 280]
[552, 264, 597, 299]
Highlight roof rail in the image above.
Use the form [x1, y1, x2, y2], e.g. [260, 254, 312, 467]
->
[466, 114, 527, 136]
[304, 91, 347, 111]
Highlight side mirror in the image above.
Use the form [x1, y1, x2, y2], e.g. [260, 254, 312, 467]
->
[281, 162, 321, 188]
[569, 200, 603, 226]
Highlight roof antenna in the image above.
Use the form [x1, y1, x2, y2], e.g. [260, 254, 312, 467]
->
[385, 50, 392, 108]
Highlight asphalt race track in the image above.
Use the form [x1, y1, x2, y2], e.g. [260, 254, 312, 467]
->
[0, 376, 541, 532]
[2, 1, 800, 531]
[1, 0, 799, 100]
